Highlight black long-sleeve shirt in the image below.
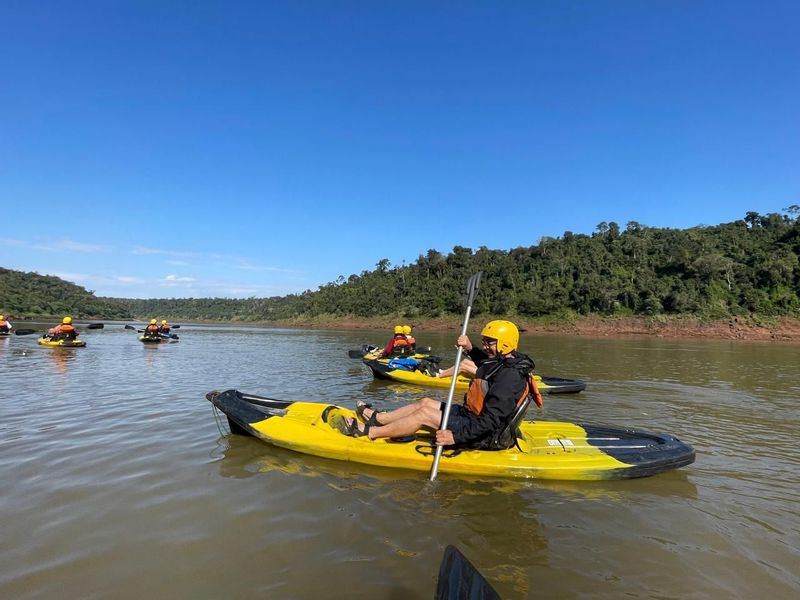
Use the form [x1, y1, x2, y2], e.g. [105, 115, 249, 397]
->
[454, 348, 535, 446]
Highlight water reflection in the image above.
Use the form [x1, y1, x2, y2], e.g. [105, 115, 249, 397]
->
[44, 347, 79, 377]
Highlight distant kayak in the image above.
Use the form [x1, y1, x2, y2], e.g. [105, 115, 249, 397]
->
[37, 337, 86, 348]
[207, 389, 695, 480]
[363, 357, 586, 394]
[139, 334, 179, 343]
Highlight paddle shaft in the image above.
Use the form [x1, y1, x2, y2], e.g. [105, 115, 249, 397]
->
[430, 272, 481, 481]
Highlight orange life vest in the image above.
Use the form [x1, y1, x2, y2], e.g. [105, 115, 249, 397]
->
[464, 372, 543, 416]
[145, 324, 159, 334]
[54, 324, 76, 334]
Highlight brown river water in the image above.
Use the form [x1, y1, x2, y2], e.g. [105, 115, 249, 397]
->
[1, 324, 798, 598]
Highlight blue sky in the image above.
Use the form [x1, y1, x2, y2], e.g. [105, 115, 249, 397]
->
[1, 1, 798, 299]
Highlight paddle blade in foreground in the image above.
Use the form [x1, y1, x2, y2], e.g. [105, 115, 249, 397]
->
[435, 545, 501, 600]
[14, 329, 39, 336]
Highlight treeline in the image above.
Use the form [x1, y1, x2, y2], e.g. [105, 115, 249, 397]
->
[3, 210, 799, 322]
[0, 267, 131, 319]
[117, 209, 800, 321]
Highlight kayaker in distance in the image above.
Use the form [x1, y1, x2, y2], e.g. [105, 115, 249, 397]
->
[0, 314, 11, 334]
[46, 316, 79, 341]
[343, 320, 541, 449]
[378, 324, 412, 357]
[158, 319, 170, 335]
[402, 324, 416, 353]
[144, 319, 159, 337]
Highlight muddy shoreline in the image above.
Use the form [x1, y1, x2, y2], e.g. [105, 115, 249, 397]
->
[266, 314, 800, 342]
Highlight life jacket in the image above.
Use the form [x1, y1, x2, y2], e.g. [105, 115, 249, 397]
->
[145, 324, 159, 334]
[406, 335, 416, 352]
[464, 368, 543, 416]
[0, 317, 8, 331]
[159, 325, 170, 334]
[52, 324, 77, 339]
[390, 334, 409, 355]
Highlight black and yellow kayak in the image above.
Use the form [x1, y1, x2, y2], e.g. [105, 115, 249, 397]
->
[363, 357, 586, 394]
[37, 336, 86, 348]
[139, 335, 163, 344]
[207, 389, 695, 480]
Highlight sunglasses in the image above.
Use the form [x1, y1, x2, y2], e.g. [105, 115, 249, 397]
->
[481, 337, 497, 346]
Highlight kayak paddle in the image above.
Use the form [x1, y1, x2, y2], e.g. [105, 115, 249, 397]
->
[430, 271, 481, 481]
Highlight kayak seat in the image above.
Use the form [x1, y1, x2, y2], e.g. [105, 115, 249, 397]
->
[489, 394, 533, 450]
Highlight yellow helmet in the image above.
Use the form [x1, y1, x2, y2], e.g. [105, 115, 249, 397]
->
[161, 320, 167, 325]
[402, 325, 412, 335]
[393, 325, 404, 334]
[481, 320, 519, 354]
[62, 316, 72, 325]
[150, 319, 157, 325]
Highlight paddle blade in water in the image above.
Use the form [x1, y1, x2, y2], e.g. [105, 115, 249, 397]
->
[435, 545, 501, 600]
[87, 323, 104, 329]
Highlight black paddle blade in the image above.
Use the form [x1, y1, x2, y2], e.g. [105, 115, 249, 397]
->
[348, 344, 378, 358]
[124, 325, 136, 330]
[435, 545, 501, 600]
[14, 329, 38, 336]
[171, 324, 180, 329]
[87, 323, 104, 329]
[464, 272, 482, 307]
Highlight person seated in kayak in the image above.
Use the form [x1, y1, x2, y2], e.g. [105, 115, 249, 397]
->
[402, 325, 416, 353]
[0, 314, 11, 334]
[158, 319, 170, 335]
[378, 325, 412, 357]
[343, 320, 539, 449]
[48, 316, 79, 341]
[144, 319, 160, 337]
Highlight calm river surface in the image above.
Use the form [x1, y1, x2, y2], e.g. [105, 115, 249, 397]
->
[1, 324, 798, 599]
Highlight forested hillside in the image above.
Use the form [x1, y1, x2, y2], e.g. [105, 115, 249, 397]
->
[0, 268, 131, 319]
[118, 210, 800, 321]
[3, 210, 799, 322]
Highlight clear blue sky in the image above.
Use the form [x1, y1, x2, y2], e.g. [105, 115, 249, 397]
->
[1, 1, 798, 298]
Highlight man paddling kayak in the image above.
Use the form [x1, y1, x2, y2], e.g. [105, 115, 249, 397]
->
[342, 320, 542, 449]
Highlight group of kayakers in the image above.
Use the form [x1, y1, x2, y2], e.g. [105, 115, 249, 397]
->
[344, 319, 541, 452]
[1, 315, 175, 345]
[142, 319, 172, 337]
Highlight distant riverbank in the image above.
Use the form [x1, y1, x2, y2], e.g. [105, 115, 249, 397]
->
[9, 313, 800, 342]
[266, 314, 800, 342]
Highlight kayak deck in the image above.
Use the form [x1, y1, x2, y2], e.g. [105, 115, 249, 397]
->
[207, 390, 694, 481]
[37, 337, 86, 347]
[363, 358, 586, 394]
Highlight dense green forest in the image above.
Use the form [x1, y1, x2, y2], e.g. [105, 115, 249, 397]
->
[0, 268, 131, 319]
[3, 210, 799, 322]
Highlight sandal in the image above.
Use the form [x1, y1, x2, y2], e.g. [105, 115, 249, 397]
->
[343, 417, 371, 438]
[355, 401, 382, 426]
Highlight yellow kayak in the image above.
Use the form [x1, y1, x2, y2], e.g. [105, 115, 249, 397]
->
[37, 337, 86, 348]
[207, 390, 695, 481]
[363, 357, 586, 394]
